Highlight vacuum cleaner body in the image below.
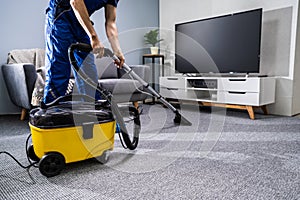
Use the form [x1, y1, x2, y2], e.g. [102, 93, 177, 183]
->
[30, 122, 115, 163]
[28, 96, 117, 177]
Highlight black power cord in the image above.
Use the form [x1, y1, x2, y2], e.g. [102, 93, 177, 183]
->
[0, 134, 38, 169]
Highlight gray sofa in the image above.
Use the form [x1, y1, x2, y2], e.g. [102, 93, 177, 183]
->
[2, 48, 44, 120]
[2, 63, 37, 120]
[2, 49, 150, 120]
[94, 57, 150, 103]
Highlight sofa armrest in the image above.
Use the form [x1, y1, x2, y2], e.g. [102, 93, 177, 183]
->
[118, 65, 151, 83]
[1, 63, 37, 109]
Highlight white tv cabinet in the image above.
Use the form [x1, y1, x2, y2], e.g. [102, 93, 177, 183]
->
[159, 76, 276, 119]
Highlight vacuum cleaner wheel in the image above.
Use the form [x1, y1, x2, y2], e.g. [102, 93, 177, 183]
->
[27, 144, 40, 162]
[95, 150, 110, 164]
[39, 152, 65, 177]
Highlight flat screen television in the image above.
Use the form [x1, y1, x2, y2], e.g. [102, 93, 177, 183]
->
[175, 8, 262, 74]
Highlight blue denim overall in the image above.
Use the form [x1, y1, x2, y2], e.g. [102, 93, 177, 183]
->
[43, 0, 118, 103]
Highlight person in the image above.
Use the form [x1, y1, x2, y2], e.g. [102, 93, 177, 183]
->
[43, 0, 125, 104]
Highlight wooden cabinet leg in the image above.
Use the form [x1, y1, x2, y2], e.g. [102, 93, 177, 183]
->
[261, 105, 268, 115]
[246, 106, 255, 120]
[21, 108, 27, 120]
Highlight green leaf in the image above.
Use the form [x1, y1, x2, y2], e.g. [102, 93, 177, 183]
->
[144, 29, 163, 47]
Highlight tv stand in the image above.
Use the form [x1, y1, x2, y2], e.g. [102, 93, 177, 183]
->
[186, 73, 268, 78]
[160, 76, 276, 119]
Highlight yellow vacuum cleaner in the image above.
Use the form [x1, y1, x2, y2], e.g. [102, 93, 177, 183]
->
[28, 43, 191, 177]
[28, 44, 141, 177]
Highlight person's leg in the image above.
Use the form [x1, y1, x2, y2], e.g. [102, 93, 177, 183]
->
[43, 8, 73, 103]
[72, 51, 101, 100]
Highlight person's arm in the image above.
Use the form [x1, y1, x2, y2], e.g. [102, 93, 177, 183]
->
[70, 0, 104, 55]
[105, 4, 125, 68]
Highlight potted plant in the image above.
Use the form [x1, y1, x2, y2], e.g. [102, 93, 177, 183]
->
[144, 29, 163, 54]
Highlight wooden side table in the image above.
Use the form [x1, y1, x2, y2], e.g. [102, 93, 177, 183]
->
[142, 54, 165, 104]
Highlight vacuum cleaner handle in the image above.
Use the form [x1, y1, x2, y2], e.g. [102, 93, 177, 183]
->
[69, 42, 93, 52]
[68, 43, 92, 72]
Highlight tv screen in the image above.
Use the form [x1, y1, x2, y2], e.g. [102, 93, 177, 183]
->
[175, 8, 262, 74]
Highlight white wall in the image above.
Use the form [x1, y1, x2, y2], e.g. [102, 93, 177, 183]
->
[159, 0, 299, 116]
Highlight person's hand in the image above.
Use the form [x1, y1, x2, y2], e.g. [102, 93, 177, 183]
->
[114, 51, 125, 68]
[91, 36, 105, 58]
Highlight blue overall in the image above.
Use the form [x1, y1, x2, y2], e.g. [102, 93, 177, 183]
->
[44, 0, 119, 103]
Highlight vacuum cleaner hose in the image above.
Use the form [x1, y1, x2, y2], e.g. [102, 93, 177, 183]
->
[68, 43, 140, 150]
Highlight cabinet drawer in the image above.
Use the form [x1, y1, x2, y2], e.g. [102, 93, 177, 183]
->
[218, 78, 260, 92]
[160, 87, 187, 99]
[218, 91, 259, 106]
[160, 77, 185, 88]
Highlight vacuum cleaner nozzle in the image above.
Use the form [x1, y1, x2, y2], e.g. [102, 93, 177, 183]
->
[174, 112, 192, 126]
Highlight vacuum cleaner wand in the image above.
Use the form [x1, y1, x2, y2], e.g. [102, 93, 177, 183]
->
[110, 53, 192, 126]
[69, 43, 192, 126]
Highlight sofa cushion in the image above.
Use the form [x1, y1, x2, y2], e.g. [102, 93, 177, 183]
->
[95, 57, 118, 79]
[69, 57, 118, 79]
[99, 78, 143, 95]
[118, 65, 149, 81]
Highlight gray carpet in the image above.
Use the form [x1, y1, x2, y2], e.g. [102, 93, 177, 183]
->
[0, 104, 300, 200]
